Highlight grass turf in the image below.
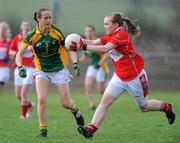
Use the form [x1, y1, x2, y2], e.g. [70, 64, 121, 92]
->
[0, 90, 179, 143]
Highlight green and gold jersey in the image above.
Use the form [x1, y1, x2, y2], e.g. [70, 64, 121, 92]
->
[22, 25, 68, 72]
[84, 51, 100, 66]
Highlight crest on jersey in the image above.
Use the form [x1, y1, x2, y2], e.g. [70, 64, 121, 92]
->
[115, 34, 121, 39]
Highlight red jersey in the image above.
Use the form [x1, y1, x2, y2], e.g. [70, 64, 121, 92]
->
[0, 38, 11, 67]
[100, 27, 144, 81]
[9, 33, 34, 67]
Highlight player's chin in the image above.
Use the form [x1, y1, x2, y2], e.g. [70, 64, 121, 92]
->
[105, 30, 109, 35]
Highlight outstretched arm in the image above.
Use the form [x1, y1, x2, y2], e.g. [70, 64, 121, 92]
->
[15, 47, 26, 66]
[82, 38, 102, 45]
[86, 42, 117, 53]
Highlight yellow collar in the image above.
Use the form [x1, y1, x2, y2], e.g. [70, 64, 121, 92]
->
[35, 25, 54, 35]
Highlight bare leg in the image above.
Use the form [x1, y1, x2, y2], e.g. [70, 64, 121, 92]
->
[97, 81, 105, 96]
[91, 94, 116, 127]
[56, 83, 84, 126]
[85, 76, 96, 108]
[15, 85, 22, 101]
[0, 84, 4, 95]
[140, 99, 163, 112]
[56, 83, 76, 111]
[36, 78, 49, 127]
[20, 84, 32, 117]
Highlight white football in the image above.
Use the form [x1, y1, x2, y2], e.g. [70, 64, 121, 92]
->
[65, 33, 81, 50]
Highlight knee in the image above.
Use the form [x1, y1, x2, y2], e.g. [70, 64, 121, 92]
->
[38, 97, 46, 106]
[140, 104, 149, 112]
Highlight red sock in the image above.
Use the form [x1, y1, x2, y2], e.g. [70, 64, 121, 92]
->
[27, 101, 32, 108]
[87, 123, 97, 134]
[162, 102, 171, 112]
[21, 105, 28, 117]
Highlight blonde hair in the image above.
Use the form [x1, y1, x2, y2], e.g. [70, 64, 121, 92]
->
[0, 21, 11, 38]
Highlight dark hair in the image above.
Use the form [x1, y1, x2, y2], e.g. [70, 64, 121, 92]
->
[110, 12, 140, 36]
[34, 8, 50, 23]
[85, 24, 95, 31]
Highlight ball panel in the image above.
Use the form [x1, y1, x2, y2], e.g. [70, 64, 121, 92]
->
[65, 33, 81, 50]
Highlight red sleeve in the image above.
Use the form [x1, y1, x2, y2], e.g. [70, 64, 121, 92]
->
[6, 38, 12, 57]
[109, 30, 128, 46]
[100, 35, 109, 45]
[9, 36, 18, 52]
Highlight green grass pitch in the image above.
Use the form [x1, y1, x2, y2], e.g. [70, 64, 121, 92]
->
[0, 90, 179, 143]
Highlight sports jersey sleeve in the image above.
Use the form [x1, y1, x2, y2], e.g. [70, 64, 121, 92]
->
[9, 36, 18, 52]
[109, 31, 128, 46]
[54, 26, 68, 67]
[100, 35, 109, 45]
[21, 32, 31, 49]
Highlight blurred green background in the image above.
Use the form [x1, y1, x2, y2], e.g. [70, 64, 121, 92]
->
[0, 0, 180, 90]
[0, 0, 179, 35]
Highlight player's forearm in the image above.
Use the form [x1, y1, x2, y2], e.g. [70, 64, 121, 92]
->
[83, 39, 95, 45]
[86, 45, 109, 53]
[82, 38, 102, 45]
[69, 51, 78, 63]
[15, 51, 23, 67]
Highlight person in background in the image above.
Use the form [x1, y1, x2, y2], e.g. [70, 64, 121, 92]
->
[0, 21, 11, 93]
[9, 20, 35, 119]
[79, 24, 109, 110]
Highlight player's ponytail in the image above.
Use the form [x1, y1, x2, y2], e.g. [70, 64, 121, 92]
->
[123, 17, 140, 36]
[111, 12, 141, 36]
[34, 12, 38, 23]
[33, 8, 50, 23]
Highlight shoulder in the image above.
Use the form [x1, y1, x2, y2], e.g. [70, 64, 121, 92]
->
[52, 25, 65, 39]
[100, 34, 110, 44]
[11, 34, 19, 42]
[118, 28, 128, 36]
[23, 28, 36, 43]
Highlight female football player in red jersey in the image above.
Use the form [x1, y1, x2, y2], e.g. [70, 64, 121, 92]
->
[79, 24, 109, 110]
[70, 12, 176, 138]
[9, 20, 35, 119]
[0, 21, 11, 93]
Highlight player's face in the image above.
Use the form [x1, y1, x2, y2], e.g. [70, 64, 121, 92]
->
[0, 24, 7, 38]
[21, 22, 31, 34]
[84, 27, 95, 40]
[38, 11, 52, 29]
[104, 16, 118, 35]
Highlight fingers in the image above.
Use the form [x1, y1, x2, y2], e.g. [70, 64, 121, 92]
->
[80, 38, 84, 47]
[69, 41, 78, 51]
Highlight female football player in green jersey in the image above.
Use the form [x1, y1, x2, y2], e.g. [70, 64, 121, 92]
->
[79, 24, 109, 110]
[15, 8, 84, 137]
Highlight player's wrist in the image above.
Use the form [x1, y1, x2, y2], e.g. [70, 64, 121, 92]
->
[73, 63, 79, 69]
[18, 65, 23, 70]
